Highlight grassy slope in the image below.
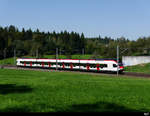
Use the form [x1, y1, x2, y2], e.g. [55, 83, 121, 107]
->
[0, 69, 150, 112]
[124, 63, 150, 74]
[0, 57, 16, 65]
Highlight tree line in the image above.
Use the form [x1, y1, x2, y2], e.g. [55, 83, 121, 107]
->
[0, 25, 150, 59]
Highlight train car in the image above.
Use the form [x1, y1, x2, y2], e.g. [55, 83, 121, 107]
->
[16, 58, 124, 73]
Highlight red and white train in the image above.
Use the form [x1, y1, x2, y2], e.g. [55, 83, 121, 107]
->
[16, 58, 124, 73]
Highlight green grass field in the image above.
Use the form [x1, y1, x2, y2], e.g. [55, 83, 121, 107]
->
[0, 57, 16, 65]
[0, 69, 150, 112]
[124, 63, 150, 74]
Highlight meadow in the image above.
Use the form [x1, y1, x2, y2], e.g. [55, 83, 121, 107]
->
[124, 63, 150, 74]
[0, 69, 150, 112]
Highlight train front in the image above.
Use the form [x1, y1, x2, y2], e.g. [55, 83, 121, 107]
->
[118, 63, 124, 73]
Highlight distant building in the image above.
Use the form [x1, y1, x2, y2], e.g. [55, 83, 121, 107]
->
[122, 56, 150, 66]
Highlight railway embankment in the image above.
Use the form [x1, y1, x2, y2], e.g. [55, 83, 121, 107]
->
[1, 65, 150, 78]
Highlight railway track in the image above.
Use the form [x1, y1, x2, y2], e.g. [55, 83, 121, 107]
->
[1, 65, 150, 78]
[124, 72, 150, 78]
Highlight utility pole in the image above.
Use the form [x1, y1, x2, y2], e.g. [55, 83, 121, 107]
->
[56, 48, 58, 71]
[117, 45, 119, 76]
[14, 48, 16, 65]
[59, 48, 61, 55]
[79, 50, 82, 70]
[3, 48, 6, 65]
[36, 49, 38, 58]
[79, 55, 80, 70]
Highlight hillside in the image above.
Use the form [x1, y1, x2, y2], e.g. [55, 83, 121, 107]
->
[125, 63, 150, 74]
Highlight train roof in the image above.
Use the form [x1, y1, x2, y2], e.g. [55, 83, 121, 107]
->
[18, 58, 116, 60]
[17, 58, 117, 62]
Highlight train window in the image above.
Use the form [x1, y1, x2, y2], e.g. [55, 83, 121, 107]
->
[20, 61, 24, 64]
[99, 64, 107, 68]
[76, 63, 80, 66]
[72, 63, 75, 66]
[44, 62, 49, 65]
[64, 63, 70, 66]
[90, 64, 96, 68]
[58, 63, 63, 66]
[113, 64, 117, 67]
[103, 64, 107, 67]
[26, 62, 30, 64]
[72, 63, 78, 67]
[81, 64, 87, 67]
[32, 62, 36, 65]
[100, 64, 103, 68]
[104, 64, 107, 67]
[51, 62, 56, 65]
[119, 63, 123, 66]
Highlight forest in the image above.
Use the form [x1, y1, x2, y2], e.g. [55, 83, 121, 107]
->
[0, 25, 150, 59]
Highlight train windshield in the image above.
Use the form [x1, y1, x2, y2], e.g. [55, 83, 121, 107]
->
[118, 63, 123, 66]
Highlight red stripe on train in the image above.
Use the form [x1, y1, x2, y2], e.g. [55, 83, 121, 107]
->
[42, 62, 44, 67]
[119, 66, 124, 69]
[87, 64, 90, 70]
[96, 64, 100, 71]
[70, 63, 73, 69]
[48, 62, 51, 67]
[24, 61, 26, 66]
[62, 62, 65, 69]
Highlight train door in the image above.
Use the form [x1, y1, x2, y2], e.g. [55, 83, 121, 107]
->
[62, 62, 65, 69]
[30, 61, 32, 67]
[107, 63, 112, 71]
[87, 63, 90, 70]
[70, 63, 73, 69]
[42, 62, 44, 68]
[48, 62, 51, 68]
[96, 64, 100, 71]
[24, 61, 26, 66]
